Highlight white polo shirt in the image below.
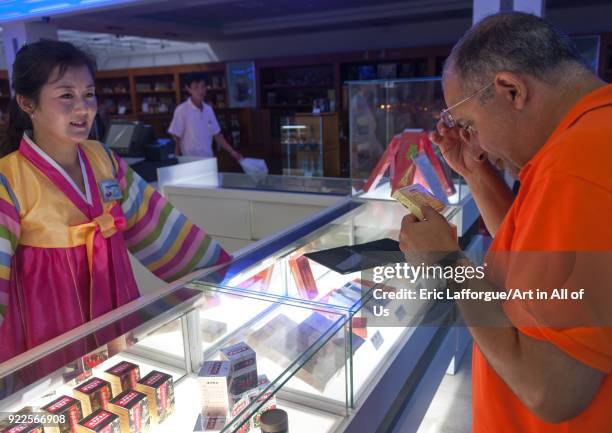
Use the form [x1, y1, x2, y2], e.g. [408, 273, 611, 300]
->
[168, 98, 221, 157]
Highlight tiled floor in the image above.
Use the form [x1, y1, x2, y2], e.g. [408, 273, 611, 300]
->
[416, 346, 473, 433]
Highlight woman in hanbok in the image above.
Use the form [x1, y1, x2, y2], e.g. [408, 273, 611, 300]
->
[0, 41, 230, 362]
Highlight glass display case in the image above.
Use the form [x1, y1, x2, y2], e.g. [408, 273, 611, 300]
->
[0, 287, 348, 433]
[347, 78, 475, 234]
[348, 78, 443, 180]
[215, 173, 361, 196]
[0, 197, 467, 433]
[193, 198, 461, 409]
[281, 113, 340, 178]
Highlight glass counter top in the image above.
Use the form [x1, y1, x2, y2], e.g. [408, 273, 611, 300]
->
[194, 198, 458, 313]
[215, 173, 363, 196]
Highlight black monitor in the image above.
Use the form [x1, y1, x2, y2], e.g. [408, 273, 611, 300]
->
[105, 121, 156, 157]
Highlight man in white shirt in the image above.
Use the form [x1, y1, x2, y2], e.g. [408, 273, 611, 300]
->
[168, 73, 242, 160]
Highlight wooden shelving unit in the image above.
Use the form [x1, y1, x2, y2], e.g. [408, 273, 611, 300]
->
[1, 32, 607, 174]
[260, 64, 335, 110]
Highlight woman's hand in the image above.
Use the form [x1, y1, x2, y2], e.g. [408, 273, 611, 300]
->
[430, 119, 487, 179]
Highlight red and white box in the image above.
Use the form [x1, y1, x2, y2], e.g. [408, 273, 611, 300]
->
[200, 416, 226, 432]
[135, 371, 175, 424]
[0, 424, 44, 433]
[229, 374, 276, 433]
[41, 395, 83, 433]
[74, 378, 113, 416]
[108, 389, 150, 433]
[220, 342, 258, 398]
[104, 361, 140, 397]
[76, 409, 120, 433]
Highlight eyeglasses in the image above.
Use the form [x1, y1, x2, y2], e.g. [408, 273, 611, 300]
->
[440, 82, 494, 129]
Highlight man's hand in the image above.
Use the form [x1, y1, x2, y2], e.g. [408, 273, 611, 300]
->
[399, 205, 459, 264]
[171, 134, 182, 156]
[213, 133, 243, 161]
[430, 119, 487, 179]
[230, 149, 243, 161]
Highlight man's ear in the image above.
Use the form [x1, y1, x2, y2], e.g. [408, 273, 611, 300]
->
[494, 71, 527, 110]
[16, 94, 36, 116]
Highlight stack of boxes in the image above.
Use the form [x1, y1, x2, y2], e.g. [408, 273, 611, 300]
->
[198, 342, 276, 433]
[33, 361, 173, 433]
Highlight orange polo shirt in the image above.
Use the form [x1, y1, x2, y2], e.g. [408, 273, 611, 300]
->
[473, 84, 612, 432]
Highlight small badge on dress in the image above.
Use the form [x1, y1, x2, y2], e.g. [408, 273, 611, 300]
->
[99, 179, 122, 202]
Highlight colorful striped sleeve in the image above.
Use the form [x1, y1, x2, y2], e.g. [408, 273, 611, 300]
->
[115, 155, 231, 282]
[0, 174, 20, 326]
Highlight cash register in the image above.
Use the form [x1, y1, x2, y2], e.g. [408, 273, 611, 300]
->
[104, 120, 177, 182]
[105, 120, 155, 157]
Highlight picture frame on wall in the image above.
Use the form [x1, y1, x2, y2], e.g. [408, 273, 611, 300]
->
[227, 61, 257, 108]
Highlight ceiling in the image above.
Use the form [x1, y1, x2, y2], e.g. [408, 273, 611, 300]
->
[49, 0, 476, 42]
[42, 0, 612, 43]
[0, 0, 609, 68]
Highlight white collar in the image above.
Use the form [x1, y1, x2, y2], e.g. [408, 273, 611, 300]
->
[22, 133, 92, 205]
[187, 98, 206, 112]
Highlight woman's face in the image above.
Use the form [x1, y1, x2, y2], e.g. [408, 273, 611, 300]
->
[30, 64, 97, 146]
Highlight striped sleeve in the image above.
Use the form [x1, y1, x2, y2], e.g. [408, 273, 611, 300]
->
[0, 174, 20, 326]
[115, 156, 231, 282]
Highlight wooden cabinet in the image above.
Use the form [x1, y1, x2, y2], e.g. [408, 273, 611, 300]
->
[96, 75, 133, 116]
[93, 66, 258, 170]
[260, 64, 336, 110]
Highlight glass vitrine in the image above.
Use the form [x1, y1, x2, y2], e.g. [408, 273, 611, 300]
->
[192, 198, 460, 408]
[0, 287, 349, 433]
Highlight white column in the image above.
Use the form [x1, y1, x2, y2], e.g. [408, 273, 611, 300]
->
[513, 0, 545, 17]
[2, 21, 58, 88]
[473, 0, 544, 24]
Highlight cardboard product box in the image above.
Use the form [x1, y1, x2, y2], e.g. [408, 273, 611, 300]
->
[201, 416, 226, 432]
[0, 423, 44, 433]
[228, 374, 276, 432]
[76, 410, 120, 433]
[41, 395, 84, 433]
[220, 342, 258, 398]
[287, 255, 319, 300]
[200, 319, 228, 343]
[198, 361, 231, 417]
[108, 390, 150, 433]
[229, 395, 251, 433]
[74, 378, 113, 416]
[0, 408, 35, 431]
[247, 375, 276, 431]
[104, 362, 140, 397]
[135, 371, 175, 424]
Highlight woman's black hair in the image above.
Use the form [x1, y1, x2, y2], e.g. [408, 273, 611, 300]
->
[3, 40, 97, 156]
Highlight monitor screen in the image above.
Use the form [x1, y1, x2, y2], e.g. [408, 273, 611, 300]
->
[106, 123, 136, 149]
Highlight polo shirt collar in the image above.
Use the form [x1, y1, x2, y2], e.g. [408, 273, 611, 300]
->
[188, 98, 205, 111]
